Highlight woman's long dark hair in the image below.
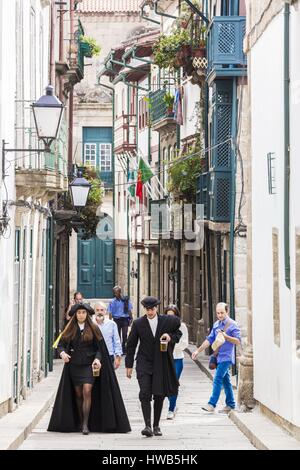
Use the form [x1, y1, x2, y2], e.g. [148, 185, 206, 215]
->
[61, 311, 102, 343]
[164, 304, 181, 318]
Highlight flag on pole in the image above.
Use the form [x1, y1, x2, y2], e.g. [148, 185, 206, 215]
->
[127, 169, 136, 198]
[136, 157, 153, 202]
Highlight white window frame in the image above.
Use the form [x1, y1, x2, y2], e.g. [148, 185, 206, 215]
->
[84, 143, 97, 168]
[99, 143, 112, 172]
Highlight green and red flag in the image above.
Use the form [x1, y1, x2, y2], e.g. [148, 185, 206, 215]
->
[127, 169, 136, 198]
[136, 157, 153, 202]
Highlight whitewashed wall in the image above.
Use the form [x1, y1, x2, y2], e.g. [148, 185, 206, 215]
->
[289, 5, 300, 427]
[251, 10, 294, 424]
[0, 0, 16, 406]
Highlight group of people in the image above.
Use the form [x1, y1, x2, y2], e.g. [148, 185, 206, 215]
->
[48, 286, 241, 438]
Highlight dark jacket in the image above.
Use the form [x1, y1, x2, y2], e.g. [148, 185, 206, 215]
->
[57, 327, 101, 366]
[125, 314, 182, 397]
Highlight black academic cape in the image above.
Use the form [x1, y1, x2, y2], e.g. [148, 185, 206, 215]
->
[47, 337, 131, 433]
[125, 314, 182, 397]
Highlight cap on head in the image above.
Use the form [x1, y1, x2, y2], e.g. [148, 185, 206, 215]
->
[141, 296, 161, 309]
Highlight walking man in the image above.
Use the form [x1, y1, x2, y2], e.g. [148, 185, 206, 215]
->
[108, 286, 133, 355]
[125, 296, 182, 437]
[94, 302, 122, 369]
[192, 302, 241, 413]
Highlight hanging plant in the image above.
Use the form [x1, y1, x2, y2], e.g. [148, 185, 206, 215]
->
[167, 143, 203, 202]
[153, 30, 190, 70]
[80, 35, 101, 57]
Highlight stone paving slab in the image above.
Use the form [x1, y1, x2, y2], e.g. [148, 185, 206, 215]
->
[18, 354, 254, 450]
[0, 361, 63, 450]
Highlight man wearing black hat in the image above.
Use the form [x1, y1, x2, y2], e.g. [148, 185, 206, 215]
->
[125, 296, 182, 437]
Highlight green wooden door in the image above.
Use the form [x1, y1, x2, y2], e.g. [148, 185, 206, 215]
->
[77, 217, 114, 298]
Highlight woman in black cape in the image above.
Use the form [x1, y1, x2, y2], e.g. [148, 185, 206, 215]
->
[47, 303, 131, 434]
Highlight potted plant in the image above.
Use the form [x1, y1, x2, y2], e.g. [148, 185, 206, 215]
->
[192, 26, 207, 58]
[80, 36, 101, 57]
[153, 30, 190, 70]
[163, 92, 175, 116]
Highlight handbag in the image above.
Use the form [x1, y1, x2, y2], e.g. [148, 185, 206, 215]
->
[208, 354, 218, 370]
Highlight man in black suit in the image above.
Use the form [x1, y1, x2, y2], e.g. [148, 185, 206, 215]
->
[125, 296, 182, 437]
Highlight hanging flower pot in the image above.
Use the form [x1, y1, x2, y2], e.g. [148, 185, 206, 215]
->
[166, 107, 175, 117]
[192, 46, 206, 59]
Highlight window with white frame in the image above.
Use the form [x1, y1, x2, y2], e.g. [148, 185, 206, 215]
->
[99, 143, 112, 171]
[84, 143, 97, 167]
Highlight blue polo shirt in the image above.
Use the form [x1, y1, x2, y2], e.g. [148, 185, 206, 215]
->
[107, 297, 133, 319]
[206, 318, 241, 365]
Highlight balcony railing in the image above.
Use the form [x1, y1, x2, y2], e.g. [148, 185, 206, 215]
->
[114, 114, 136, 154]
[15, 123, 68, 197]
[149, 89, 176, 132]
[207, 16, 247, 84]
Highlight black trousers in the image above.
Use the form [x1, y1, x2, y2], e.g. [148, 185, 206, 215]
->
[113, 317, 129, 354]
[137, 373, 164, 428]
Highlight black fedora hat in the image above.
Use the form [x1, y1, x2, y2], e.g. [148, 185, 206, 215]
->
[141, 296, 161, 309]
[69, 303, 95, 317]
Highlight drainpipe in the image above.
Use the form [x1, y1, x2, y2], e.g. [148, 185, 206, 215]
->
[284, 3, 290, 289]
[141, 3, 160, 25]
[49, 1, 56, 86]
[229, 78, 237, 321]
[127, 85, 131, 298]
[68, 0, 75, 172]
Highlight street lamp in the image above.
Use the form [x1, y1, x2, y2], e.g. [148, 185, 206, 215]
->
[130, 262, 138, 279]
[69, 170, 91, 208]
[31, 85, 65, 151]
[2, 85, 65, 162]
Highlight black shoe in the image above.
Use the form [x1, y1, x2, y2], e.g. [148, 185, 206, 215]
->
[153, 426, 162, 436]
[82, 425, 89, 435]
[141, 426, 153, 437]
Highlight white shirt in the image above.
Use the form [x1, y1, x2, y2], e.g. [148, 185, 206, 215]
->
[147, 315, 158, 337]
[173, 322, 189, 359]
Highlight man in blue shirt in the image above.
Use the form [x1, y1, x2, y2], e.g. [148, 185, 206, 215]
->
[94, 302, 122, 368]
[107, 286, 133, 355]
[192, 302, 241, 413]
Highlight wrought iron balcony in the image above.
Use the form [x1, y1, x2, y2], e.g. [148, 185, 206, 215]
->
[114, 114, 136, 154]
[15, 125, 68, 198]
[149, 89, 176, 133]
[65, 20, 86, 90]
[207, 16, 247, 85]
